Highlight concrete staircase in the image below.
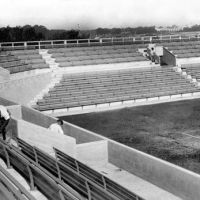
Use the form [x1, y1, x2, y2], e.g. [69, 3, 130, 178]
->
[28, 71, 63, 107]
[39, 49, 59, 70]
[173, 65, 200, 87]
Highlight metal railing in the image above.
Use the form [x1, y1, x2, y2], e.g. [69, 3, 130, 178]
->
[0, 33, 200, 50]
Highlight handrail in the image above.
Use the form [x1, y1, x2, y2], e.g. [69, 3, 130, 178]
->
[15, 138, 123, 200]
[54, 147, 145, 200]
[0, 138, 82, 200]
[0, 33, 200, 50]
[0, 164, 37, 200]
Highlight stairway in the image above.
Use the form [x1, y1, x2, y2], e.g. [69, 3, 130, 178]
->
[39, 49, 59, 70]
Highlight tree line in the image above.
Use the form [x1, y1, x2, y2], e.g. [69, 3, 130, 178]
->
[0, 25, 90, 43]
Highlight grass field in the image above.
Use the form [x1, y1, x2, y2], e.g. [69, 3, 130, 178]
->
[60, 99, 200, 174]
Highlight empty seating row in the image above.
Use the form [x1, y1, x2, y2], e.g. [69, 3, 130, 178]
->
[49, 43, 147, 67]
[0, 51, 49, 73]
[0, 164, 37, 200]
[0, 138, 84, 200]
[58, 57, 146, 67]
[17, 138, 144, 200]
[162, 41, 200, 58]
[34, 67, 200, 111]
[48, 44, 146, 54]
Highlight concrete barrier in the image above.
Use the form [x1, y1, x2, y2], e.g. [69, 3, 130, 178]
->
[0, 97, 17, 106]
[17, 119, 76, 156]
[0, 73, 52, 105]
[76, 140, 108, 165]
[161, 47, 176, 66]
[108, 140, 200, 200]
[21, 106, 103, 144]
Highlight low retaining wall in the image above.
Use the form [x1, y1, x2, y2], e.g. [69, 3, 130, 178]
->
[0, 97, 17, 106]
[0, 73, 52, 105]
[76, 140, 108, 165]
[21, 106, 103, 143]
[108, 140, 200, 200]
[17, 119, 76, 156]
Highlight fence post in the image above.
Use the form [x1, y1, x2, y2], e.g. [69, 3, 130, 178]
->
[24, 42, 27, 49]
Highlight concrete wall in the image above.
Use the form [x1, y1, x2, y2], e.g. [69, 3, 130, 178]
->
[161, 47, 176, 66]
[21, 106, 103, 143]
[0, 67, 10, 83]
[0, 73, 52, 105]
[0, 97, 17, 106]
[76, 140, 108, 165]
[21, 106, 56, 128]
[108, 140, 200, 200]
[17, 119, 76, 156]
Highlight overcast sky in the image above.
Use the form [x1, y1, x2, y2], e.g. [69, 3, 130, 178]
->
[1, 0, 200, 29]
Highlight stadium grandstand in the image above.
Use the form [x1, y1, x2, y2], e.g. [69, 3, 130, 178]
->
[1, 33, 200, 200]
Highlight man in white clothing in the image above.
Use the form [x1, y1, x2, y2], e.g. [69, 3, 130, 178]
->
[0, 105, 11, 140]
[49, 119, 64, 135]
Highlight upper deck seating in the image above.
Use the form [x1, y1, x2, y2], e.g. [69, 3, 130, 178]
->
[0, 50, 49, 73]
[161, 41, 200, 58]
[34, 67, 200, 111]
[49, 44, 147, 67]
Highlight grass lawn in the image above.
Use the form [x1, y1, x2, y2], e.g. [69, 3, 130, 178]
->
[60, 99, 200, 174]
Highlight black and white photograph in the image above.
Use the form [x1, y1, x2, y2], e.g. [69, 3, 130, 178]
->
[0, 0, 200, 199]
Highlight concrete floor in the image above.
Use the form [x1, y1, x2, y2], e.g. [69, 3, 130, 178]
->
[91, 162, 183, 200]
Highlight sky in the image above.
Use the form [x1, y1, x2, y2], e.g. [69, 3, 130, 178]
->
[1, 0, 200, 29]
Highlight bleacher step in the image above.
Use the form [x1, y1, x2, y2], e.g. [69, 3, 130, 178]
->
[0, 158, 48, 200]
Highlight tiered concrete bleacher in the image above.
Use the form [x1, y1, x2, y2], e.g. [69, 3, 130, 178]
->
[0, 137, 144, 200]
[34, 67, 200, 111]
[162, 41, 200, 58]
[0, 164, 37, 200]
[17, 138, 144, 200]
[0, 138, 83, 200]
[49, 44, 147, 67]
[0, 50, 49, 74]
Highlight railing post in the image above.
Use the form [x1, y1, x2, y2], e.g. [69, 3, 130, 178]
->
[77, 40, 79, 47]
[75, 160, 80, 173]
[38, 42, 41, 50]
[133, 37, 135, 44]
[56, 160, 61, 180]
[64, 40, 67, 47]
[85, 181, 91, 200]
[26, 165, 35, 190]
[3, 146, 11, 169]
[58, 190, 65, 200]
[51, 41, 53, 48]
[24, 42, 27, 49]
[101, 175, 107, 190]
[33, 148, 38, 164]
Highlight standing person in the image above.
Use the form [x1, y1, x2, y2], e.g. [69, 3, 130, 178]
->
[0, 105, 11, 141]
[48, 119, 64, 135]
